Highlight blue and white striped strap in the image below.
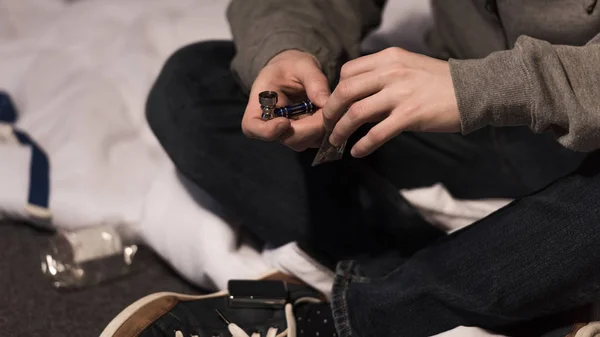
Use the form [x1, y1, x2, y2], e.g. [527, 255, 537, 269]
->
[0, 92, 52, 220]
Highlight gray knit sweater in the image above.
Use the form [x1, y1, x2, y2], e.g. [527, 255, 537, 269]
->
[228, 0, 600, 152]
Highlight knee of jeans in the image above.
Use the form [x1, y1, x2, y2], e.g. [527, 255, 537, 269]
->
[150, 40, 237, 104]
[146, 41, 238, 138]
[165, 41, 236, 73]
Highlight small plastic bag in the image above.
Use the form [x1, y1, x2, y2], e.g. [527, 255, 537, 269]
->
[312, 130, 346, 166]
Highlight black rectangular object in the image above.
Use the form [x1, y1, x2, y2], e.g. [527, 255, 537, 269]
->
[227, 280, 288, 308]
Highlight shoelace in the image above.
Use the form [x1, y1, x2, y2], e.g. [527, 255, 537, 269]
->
[174, 297, 322, 337]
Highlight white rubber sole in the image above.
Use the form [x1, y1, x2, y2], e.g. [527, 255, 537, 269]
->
[99, 270, 282, 337]
[99, 290, 228, 337]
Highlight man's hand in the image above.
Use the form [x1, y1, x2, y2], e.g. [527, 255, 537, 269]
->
[323, 47, 460, 158]
[242, 50, 330, 152]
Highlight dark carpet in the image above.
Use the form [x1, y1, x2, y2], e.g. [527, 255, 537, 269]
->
[0, 220, 200, 337]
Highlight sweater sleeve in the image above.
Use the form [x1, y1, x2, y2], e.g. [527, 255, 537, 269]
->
[227, 0, 385, 91]
[450, 34, 600, 152]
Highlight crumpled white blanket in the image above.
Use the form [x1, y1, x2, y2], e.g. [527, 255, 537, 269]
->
[0, 0, 512, 335]
[0, 0, 274, 296]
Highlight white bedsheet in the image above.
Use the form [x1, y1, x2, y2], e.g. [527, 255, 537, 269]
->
[0, 1, 507, 335]
[0, 0, 279, 291]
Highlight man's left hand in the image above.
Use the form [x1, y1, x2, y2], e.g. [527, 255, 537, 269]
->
[323, 47, 460, 158]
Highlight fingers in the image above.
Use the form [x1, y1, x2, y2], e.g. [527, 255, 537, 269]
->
[340, 54, 381, 79]
[339, 47, 405, 79]
[351, 114, 407, 158]
[279, 111, 325, 151]
[277, 62, 329, 149]
[296, 65, 330, 108]
[242, 62, 297, 140]
[328, 93, 391, 147]
[242, 109, 291, 140]
[322, 72, 383, 131]
[242, 51, 329, 143]
[243, 84, 292, 141]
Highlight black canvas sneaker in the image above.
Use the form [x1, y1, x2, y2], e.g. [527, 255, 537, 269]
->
[100, 271, 337, 337]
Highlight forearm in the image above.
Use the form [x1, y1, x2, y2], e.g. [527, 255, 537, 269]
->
[451, 33, 600, 152]
[227, 0, 385, 90]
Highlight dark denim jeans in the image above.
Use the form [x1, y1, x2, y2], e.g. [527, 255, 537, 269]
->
[332, 149, 600, 336]
[146, 41, 599, 336]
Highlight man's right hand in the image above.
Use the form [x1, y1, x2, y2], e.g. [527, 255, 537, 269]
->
[242, 50, 331, 152]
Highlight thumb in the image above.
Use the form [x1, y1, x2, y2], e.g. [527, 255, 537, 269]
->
[257, 117, 291, 141]
[298, 66, 330, 108]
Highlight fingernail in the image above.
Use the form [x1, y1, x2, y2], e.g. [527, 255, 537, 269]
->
[350, 147, 360, 158]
